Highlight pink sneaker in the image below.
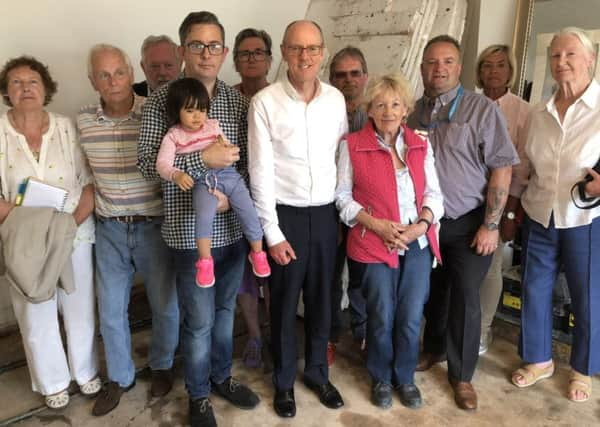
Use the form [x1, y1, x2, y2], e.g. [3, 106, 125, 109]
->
[248, 251, 271, 278]
[195, 257, 215, 288]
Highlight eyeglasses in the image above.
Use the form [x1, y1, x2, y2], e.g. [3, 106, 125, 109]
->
[333, 70, 364, 79]
[236, 49, 269, 62]
[284, 45, 323, 56]
[186, 41, 224, 55]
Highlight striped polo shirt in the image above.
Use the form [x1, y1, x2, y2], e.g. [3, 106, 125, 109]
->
[77, 94, 163, 218]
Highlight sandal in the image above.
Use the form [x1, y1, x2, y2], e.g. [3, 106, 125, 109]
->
[45, 389, 69, 409]
[511, 362, 555, 388]
[568, 370, 592, 402]
[80, 376, 102, 397]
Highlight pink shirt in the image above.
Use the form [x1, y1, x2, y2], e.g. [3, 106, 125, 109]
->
[156, 119, 227, 181]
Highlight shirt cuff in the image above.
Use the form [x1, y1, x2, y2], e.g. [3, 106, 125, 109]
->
[342, 202, 363, 227]
[422, 199, 444, 223]
[264, 223, 286, 247]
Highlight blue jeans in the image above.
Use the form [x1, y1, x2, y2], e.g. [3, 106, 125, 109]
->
[520, 214, 600, 375]
[174, 239, 246, 399]
[352, 241, 432, 385]
[95, 217, 179, 387]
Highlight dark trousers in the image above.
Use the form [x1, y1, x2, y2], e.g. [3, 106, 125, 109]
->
[422, 207, 492, 382]
[270, 203, 338, 390]
[330, 225, 367, 343]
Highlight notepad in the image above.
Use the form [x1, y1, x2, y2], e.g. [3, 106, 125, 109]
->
[16, 177, 69, 212]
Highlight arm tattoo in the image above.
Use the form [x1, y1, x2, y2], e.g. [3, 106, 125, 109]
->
[485, 185, 508, 224]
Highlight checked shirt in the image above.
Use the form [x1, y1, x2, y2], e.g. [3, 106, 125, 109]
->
[138, 79, 249, 250]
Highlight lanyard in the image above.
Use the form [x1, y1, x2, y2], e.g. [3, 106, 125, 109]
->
[419, 86, 464, 130]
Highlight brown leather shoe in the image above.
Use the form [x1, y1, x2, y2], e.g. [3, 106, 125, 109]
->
[450, 380, 477, 410]
[415, 352, 446, 372]
[151, 369, 173, 398]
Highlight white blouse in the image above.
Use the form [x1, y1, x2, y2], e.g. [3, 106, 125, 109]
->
[0, 112, 95, 245]
[520, 79, 600, 228]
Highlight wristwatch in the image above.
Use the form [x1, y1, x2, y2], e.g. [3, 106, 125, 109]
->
[504, 211, 516, 220]
[484, 222, 499, 231]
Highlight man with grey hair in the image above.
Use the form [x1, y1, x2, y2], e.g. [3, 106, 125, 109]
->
[407, 35, 518, 411]
[79, 44, 179, 416]
[133, 35, 181, 96]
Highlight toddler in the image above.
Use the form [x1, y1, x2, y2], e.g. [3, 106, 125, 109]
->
[156, 77, 270, 287]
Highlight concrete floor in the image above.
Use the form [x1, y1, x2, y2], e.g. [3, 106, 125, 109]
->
[0, 314, 598, 427]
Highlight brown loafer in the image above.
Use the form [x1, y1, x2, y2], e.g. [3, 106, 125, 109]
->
[151, 369, 173, 398]
[416, 352, 446, 372]
[450, 380, 477, 410]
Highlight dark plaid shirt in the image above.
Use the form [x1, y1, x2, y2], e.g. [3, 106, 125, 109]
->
[138, 79, 249, 249]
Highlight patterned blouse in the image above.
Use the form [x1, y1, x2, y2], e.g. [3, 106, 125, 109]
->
[0, 112, 95, 246]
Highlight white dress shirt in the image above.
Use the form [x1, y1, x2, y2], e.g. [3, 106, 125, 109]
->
[248, 75, 348, 246]
[520, 79, 600, 228]
[335, 129, 444, 254]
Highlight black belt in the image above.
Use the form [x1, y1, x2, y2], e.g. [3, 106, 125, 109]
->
[97, 215, 160, 223]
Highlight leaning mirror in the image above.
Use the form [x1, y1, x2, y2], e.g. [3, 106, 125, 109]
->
[514, 0, 600, 103]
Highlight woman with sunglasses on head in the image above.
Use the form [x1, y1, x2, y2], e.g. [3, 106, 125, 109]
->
[475, 44, 531, 355]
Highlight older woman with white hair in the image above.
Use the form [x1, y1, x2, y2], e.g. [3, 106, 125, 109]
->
[510, 27, 600, 403]
[475, 45, 531, 355]
[336, 73, 444, 409]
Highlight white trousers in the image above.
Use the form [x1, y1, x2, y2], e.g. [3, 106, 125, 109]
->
[10, 242, 98, 395]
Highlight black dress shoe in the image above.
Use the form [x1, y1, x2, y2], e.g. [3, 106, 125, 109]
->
[396, 383, 422, 409]
[371, 382, 393, 409]
[273, 389, 296, 418]
[304, 380, 344, 409]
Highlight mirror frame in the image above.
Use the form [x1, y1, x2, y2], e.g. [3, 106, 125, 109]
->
[512, 0, 535, 97]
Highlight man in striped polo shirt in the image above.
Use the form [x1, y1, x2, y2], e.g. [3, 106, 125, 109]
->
[78, 44, 179, 417]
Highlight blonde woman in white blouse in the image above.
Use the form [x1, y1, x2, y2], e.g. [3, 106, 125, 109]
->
[0, 56, 100, 409]
[510, 27, 600, 403]
[475, 45, 531, 355]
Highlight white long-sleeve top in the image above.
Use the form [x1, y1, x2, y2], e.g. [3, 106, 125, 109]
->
[519, 79, 600, 228]
[335, 128, 444, 254]
[248, 75, 348, 246]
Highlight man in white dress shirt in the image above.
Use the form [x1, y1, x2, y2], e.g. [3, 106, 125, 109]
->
[248, 20, 347, 418]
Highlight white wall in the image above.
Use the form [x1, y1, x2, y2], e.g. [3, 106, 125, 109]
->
[0, 0, 311, 119]
[478, 0, 518, 53]
[461, 0, 518, 91]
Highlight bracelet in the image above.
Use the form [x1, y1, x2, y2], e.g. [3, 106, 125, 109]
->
[417, 218, 432, 232]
